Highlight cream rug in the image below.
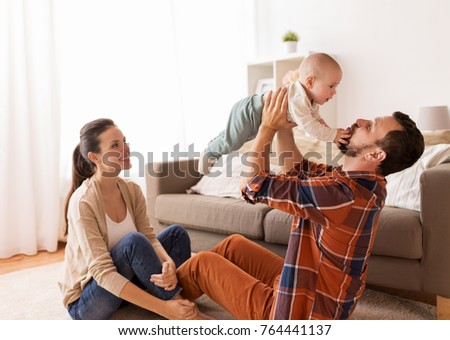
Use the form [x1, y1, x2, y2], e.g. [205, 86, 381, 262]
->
[0, 262, 436, 320]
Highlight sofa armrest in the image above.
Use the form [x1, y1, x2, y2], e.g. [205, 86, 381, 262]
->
[421, 162, 450, 297]
[145, 158, 201, 230]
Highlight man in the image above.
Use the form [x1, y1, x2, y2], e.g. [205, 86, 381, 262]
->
[177, 87, 424, 320]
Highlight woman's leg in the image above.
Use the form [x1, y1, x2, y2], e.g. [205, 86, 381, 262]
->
[68, 230, 186, 320]
[111, 231, 183, 300]
[67, 277, 123, 320]
[177, 234, 284, 320]
[156, 224, 191, 267]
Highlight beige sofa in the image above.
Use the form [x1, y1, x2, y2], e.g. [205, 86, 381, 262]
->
[146, 131, 450, 318]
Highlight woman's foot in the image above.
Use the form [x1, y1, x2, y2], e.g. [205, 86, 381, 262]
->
[175, 293, 215, 320]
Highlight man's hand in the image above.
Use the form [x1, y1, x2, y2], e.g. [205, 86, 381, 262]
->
[261, 87, 297, 132]
[241, 87, 296, 187]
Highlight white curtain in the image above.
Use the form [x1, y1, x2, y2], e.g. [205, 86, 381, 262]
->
[0, 0, 60, 258]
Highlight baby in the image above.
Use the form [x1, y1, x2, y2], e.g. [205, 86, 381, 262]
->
[198, 52, 348, 174]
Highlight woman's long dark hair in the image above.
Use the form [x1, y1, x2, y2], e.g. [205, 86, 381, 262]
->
[63, 118, 116, 235]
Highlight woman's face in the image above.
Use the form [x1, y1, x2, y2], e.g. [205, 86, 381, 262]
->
[91, 125, 131, 177]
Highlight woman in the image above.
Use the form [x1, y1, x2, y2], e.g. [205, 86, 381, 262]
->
[60, 118, 200, 320]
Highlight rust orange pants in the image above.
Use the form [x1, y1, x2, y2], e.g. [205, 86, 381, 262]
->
[176, 234, 284, 319]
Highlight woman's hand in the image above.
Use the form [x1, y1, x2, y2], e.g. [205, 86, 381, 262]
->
[162, 298, 196, 320]
[162, 299, 214, 320]
[150, 260, 178, 290]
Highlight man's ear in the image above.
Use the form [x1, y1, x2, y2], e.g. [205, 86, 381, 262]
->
[304, 75, 315, 89]
[364, 149, 386, 163]
[87, 151, 98, 164]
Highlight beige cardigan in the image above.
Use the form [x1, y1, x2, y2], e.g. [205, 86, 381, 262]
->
[59, 176, 160, 308]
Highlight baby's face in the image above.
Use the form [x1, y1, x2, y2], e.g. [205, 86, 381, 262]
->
[310, 67, 342, 105]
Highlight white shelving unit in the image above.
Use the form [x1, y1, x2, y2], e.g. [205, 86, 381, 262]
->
[246, 52, 337, 128]
[247, 53, 307, 95]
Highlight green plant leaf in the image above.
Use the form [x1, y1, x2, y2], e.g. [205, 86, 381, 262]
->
[282, 30, 299, 42]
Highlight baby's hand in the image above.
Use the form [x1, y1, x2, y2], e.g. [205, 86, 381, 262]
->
[334, 128, 352, 146]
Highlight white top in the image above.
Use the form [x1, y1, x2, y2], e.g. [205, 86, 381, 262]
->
[287, 81, 337, 142]
[105, 209, 137, 250]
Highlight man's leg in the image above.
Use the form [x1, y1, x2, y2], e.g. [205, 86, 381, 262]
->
[210, 234, 283, 287]
[177, 235, 284, 320]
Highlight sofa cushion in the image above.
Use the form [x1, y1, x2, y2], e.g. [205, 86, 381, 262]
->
[263, 209, 293, 244]
[187, 153, 284, 199]
[385, 143, 450, 211]
[423, 129, 450, 146]
[188, 153, 243, 199]
[372, 206, 422, 259]
[155, 194, 271, 239]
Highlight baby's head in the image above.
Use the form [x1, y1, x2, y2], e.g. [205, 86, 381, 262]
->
[299, 53, 342, 105]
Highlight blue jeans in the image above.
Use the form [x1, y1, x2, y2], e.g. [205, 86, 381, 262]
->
[67, 224, 191, 320]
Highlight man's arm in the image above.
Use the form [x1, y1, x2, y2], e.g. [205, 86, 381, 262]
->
[240, 88, 354, 226]
[276, 129, 303, 173]
[241, 88, 296, 187]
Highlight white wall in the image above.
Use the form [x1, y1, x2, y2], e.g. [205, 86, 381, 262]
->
[255, 0, 450, 127]
[54, 0, 253, 194]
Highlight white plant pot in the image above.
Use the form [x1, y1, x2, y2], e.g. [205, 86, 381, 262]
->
[284, 41, 298, 54]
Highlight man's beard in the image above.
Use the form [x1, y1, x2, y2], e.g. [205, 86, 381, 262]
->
[340, 143, 369, 158]
[338, 123, 374, 158]
[338, 138, 351, 154]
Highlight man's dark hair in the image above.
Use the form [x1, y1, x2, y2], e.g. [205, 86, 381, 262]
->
[375, 111, 424, 176]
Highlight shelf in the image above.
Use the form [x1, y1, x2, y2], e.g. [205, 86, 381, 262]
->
[247, 53, 309, 95]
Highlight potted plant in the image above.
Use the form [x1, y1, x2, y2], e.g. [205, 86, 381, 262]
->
[282, 30, 299, 54]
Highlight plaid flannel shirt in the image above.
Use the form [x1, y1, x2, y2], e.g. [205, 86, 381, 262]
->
[243, 159, 386, 320]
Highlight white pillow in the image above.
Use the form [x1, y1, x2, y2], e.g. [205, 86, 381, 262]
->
[385, 144, 450, 211]
[188, 153, 244, 199]
[188, 152, 282, 199]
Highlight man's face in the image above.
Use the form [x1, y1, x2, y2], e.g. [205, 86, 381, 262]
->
[339, 116, 403, 157]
